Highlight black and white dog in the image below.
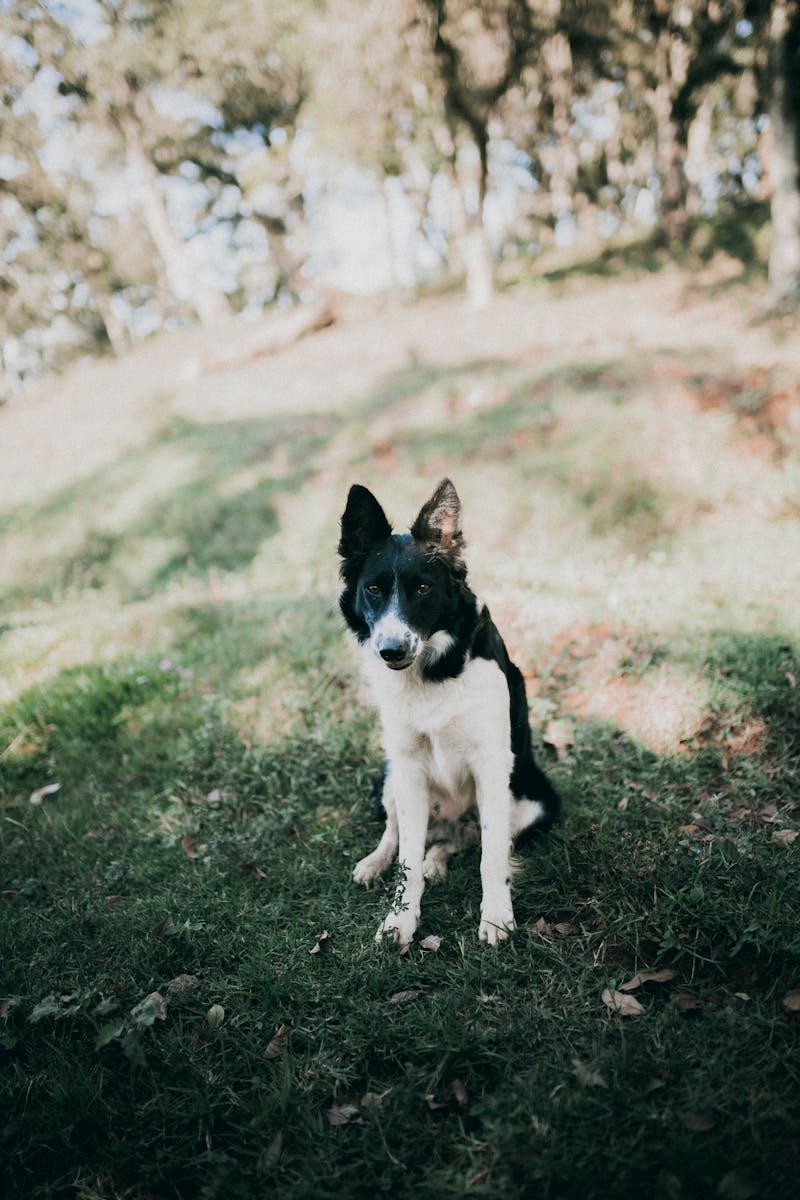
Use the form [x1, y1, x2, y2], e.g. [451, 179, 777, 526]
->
[338, 478, 560, 947]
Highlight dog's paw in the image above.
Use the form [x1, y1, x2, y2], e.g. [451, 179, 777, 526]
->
[478, 911, 516, 945]
[375, 912, 418, 950]
[353, 850, 389, 886]
[422, 847, 449, 883]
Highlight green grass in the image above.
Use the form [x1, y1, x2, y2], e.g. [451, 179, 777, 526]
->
[2, 272, 800, 1198]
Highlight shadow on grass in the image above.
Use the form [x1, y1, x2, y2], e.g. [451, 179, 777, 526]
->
[0, 412, 340, 607]
[1, 619, 799, 1198]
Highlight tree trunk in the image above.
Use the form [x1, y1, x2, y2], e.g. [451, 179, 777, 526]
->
[767, 0, 800, 306]
[119, 109, 232, 327]
[446, 135, 494, 310]
[652, 24, 692, 243]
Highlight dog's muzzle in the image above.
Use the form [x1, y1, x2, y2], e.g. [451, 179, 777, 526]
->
[377, 638, 415, 670]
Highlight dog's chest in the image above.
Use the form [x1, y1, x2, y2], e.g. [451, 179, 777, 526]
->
[364, 652, 510, 805]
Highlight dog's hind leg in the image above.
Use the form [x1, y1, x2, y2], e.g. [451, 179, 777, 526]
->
[353, 773, 398, 885]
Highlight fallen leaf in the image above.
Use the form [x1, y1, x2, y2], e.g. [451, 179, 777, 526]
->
[602, 988, 645, 1016]
[678, 823, 702, 836]
[130, 992, 168, 1025]
[771, 829, 798, 845]
[528, 917, 552, 936]
[424, 1094, 446, 1111]
[782, 990, 800, 1012]
[166, 974, 200, 1003]
[260, 1131, 283, 1171]
[264, 1024, 290, 1060]
[678, 1111, 715, 1131]
[205, 1004, 225, 1028]
[786, 672, 797, 688]
[675, 993, 701, 1011]
[572, 1058, 608, 1089]
[620, 969, 675, 991]
[360, 1092, 384, 1111]
[553, 922, 575, 936]
[0, 998, 17, 1019]
[419, 934, 442, 951]
[451, 1078, 468, 1106]
[389, 989, 421, 1005]
[29, 782, 61, 806]
[717, 1169, 758, 1199]
[327, 1102, 360, 1127]
[206, 789, 223, 803]
[181, 835, 200, 859]
[729, 808, 753, 820]
[758, 804, 779, 823]
[150, 914, 177, 937]
[310, 930, 333, 955]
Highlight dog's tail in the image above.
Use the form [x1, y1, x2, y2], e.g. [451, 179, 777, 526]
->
[511, 754, 561, 846]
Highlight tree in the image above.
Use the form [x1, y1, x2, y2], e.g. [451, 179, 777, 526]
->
[763, 0, 800, 302]
[415, 0, 537, 306]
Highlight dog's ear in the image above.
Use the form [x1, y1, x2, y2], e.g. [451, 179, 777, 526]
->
[338, 484, 392, 558]
[410, 478, 463, 551]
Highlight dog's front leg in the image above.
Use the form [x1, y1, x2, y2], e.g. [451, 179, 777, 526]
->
[474, 761, 515, 945]
[376, 763, 428, 948]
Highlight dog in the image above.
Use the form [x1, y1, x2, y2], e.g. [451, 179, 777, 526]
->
[338, 477, 560, 947]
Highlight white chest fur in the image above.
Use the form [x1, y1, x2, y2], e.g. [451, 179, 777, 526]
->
[361, 649, 512, 815]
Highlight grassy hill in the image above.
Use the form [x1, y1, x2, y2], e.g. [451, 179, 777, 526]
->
[2, 263, 800, 1198]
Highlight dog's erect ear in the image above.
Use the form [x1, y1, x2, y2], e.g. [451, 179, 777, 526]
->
[338, 484, 392, 559]
[410, 478, 463, 550]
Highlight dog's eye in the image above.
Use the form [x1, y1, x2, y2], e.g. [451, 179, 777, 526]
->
[417, 582, 432, 595]
[366, 583, 381, 596]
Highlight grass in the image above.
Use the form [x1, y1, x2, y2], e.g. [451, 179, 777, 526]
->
[2, 266, 800, 1198]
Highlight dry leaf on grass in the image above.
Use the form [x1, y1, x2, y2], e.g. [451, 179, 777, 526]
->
[389, 989, 422, 1005]
[29, 782, 61, 806]
[678, 1111, 715, 1132]
[309, 931, 332, 955]
[264, 1024, 290, 1060]
[166, 974, 200, 1003]
[205, 1004, 225, 1028]
[572, 1058, 608, 1089]
[419, 934, 442, 951]
[528, 917, 552, 936]
[602, 988, 645, 1016]
[717, 1169, 758, 1199]
[771, 829, 798, 845]
[181, 835, 200, 859]
[620, 969, 675, 991]
[451, 1079, 468, 1106]
[327, 1102, 360, 1127]
[782, 990, 800, 1012]
[260, 1131, 283, 1171]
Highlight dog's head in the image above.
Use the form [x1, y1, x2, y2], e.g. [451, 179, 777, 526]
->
[337, 478, 467, 671]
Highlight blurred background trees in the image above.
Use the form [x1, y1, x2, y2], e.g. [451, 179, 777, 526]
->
[1, 0, 798, 395]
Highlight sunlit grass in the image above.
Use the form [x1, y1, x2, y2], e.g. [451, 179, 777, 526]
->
[2, 271, 800, 1199]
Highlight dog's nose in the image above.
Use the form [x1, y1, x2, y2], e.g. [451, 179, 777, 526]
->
[379, 643, 409, 664]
